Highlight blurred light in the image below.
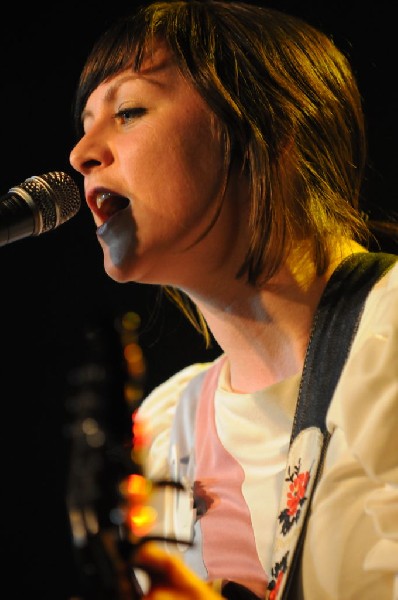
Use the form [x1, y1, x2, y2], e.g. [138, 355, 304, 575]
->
[121, 311, 141, 331]
[128, 505, 157, 537]
[126, 473, 150, 499]
[132, 411, 150, 449]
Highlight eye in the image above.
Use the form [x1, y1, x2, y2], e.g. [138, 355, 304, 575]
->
[114, 107, 147, 125]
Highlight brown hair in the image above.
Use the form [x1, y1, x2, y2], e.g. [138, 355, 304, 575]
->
[73, 1, 372, 342]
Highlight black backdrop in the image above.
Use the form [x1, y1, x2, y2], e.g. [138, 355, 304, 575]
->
[1, 1, 396, 597]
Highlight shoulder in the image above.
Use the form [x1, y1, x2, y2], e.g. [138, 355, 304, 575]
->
[306, 259, 398, 596]
[136, 357, 222, 478]
[329, 256, 398, 480]
[352, 257, 398, 351]
[139, 360, 217, 422]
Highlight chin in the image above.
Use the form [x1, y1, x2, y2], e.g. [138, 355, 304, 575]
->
[100, 242, 139, 283]
[103, 260, 134, 284]
[103, 249, 170, 286]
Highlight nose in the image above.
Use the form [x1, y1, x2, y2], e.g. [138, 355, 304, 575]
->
[69, 130, 113, 176]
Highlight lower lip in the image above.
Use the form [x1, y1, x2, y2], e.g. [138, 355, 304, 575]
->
[96, 205, 132, 237]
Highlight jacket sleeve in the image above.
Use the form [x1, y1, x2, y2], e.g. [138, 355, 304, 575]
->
[338, 309, 398, 595]
[302, 264, 398, 599]
[136, 362, 212, 480]
[323, 267, 398, 599]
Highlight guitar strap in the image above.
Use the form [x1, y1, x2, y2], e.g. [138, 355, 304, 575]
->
[266, 251, 398, 600]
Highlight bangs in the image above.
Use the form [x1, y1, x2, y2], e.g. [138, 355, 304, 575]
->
[72, 14, 154, 135]
[72, 1, 223, 136]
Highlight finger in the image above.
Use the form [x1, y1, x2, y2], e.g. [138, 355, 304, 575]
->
[134, 542, 222, 599]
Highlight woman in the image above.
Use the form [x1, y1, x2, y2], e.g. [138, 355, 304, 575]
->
[69, 1, 398, 598]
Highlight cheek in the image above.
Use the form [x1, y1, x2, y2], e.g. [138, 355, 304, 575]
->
[129, 120, 225, 222]
[165, 116, 225, 214]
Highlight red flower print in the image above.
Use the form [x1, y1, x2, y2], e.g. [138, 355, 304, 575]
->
[278, 460, 311, 534]
[287, 471, 310, 516]
[268, 552, 289, 600]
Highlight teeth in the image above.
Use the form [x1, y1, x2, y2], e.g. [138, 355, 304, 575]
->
[96, 191, 112, 210]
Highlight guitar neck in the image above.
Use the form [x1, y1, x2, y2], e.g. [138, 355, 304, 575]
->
[65, 311, 146, 599]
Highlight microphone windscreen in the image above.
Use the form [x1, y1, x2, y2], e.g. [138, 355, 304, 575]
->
[12, 171, 82, 234]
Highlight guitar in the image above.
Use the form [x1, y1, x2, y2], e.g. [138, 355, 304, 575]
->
[64, 310, 151, 599]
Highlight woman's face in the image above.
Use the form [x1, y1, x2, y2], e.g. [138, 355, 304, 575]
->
[69, 42, 249, 291]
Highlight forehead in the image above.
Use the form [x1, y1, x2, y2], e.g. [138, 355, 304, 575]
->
[133, 37, 175, 76]
[82, 41, 181, 114]
[100, 39, 178, 95]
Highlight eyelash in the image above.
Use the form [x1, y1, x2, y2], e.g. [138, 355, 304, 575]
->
[114, 107, 147, 125]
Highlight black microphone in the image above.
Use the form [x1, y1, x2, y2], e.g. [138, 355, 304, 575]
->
[0, 171, 81, 247]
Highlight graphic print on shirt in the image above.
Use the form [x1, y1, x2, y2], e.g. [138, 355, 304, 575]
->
[193, 479, 216, 518]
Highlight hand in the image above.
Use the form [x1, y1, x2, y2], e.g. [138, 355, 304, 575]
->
[133, 542, 223, 600]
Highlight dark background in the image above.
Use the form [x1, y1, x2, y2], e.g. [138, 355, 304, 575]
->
[1, 1, 396, 597]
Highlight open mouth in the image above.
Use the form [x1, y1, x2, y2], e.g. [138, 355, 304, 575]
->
[96, 192, 130, 219]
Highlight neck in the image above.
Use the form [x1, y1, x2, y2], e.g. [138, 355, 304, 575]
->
[191, 240, 366, 393]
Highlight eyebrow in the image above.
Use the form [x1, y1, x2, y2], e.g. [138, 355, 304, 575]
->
[81, 58, 173, 124]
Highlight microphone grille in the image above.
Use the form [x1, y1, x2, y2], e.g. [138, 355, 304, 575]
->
[19, 171, 81, 233]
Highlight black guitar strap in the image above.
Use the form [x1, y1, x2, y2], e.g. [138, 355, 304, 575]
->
[267, 251, 398, 600]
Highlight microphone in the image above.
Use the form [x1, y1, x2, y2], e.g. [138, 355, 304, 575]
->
[0, 171, 81, 247]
